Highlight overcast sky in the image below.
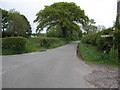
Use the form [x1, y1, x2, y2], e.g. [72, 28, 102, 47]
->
[1, 0, 117, 33]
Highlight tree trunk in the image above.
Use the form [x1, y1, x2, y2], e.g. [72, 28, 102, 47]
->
[62, 27, 67, 38]
[60, 22, 67, 38]
[2, 28, 5, 38]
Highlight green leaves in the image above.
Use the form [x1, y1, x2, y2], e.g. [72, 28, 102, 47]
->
[82, 28, 115, 53]
[1, 8, 32, 37]
[1, 9, 9, 37]
[34, 2, 88, 39]
[83, 19, 97, 34]
[2, 37, 27, 52]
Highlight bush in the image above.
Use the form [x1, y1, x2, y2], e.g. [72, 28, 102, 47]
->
[96, 28, 114, 52]
[109, 48, 118, 61]
[90, 33, 100, 46]
[26, 37, 62, 48]
[40, 37, 61, 47]
[114, 30, 120, 59]
[96, 36, 113, 53]
[2, 37, 27, 52]
[82, 28, 114, 53]
[81, 32, 101, 45]
[1, 37, 68, 55]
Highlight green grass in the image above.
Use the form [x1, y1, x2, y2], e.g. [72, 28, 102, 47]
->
[2, 49, 24, 55]
[48, 40, 71, 48]
[79, 43, 119, 66]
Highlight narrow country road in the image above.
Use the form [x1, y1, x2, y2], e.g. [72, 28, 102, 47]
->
[2, 42, 96, 88]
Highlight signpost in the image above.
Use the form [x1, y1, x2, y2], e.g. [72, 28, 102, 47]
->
[101, 35, 113, 38]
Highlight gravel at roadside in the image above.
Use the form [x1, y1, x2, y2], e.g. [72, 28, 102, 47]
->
[84, 62, 119, 88]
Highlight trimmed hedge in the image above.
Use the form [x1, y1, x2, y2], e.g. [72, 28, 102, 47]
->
[2, 37, 67, 55]
[2, 37, 62, 51]
[2, 37, 27, 52]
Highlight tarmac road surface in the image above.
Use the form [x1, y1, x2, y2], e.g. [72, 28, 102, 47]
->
[2, 42, 96, 88]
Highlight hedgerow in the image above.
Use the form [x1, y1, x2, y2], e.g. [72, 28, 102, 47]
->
[81, 28, 116, 53]
[40, 37, 61, 47]
[2, 37, 27, 52]
[81, 28, 120, 62]
[27, 37, 62, 47]
[113, 30, 120, 59]
[2, 37, 65, 54]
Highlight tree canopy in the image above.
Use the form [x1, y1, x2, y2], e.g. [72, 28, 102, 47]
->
[83, 19, 98, 34]
[34, 2, 88, 39]
[1, 8, 32, 37]
[1, 8, 9, 37]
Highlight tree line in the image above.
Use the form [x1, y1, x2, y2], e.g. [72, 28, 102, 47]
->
[1, 2, 109, 40]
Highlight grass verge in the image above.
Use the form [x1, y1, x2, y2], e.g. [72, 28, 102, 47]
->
[78, 43, 119, 66]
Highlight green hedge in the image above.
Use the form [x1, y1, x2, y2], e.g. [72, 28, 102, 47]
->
[2, 37, 27, 52]
[2, 37, 66, 55]
[2, 37, 62, 50]
[81, 28, 120, 61]
[114, 30, 120, 49]
[82, 32, 101, 45]
[81, 28, 114, 52]
[27, 37, 62, 47]
[40, 37, 61, 47]
[113, 30, 120, 59]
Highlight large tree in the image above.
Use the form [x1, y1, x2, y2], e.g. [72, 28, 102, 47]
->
[83, 19, 97, 34]
[34, 2, 88, 38]
[1, 9, 32, 37]
[21, 15, 32, 37]
[46, 23, 82, 40]
[46, 25, 62, 38]
[6, 9, 32, 37]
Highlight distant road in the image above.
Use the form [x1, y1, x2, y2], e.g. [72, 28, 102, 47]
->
[2, 42, 95, 88]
